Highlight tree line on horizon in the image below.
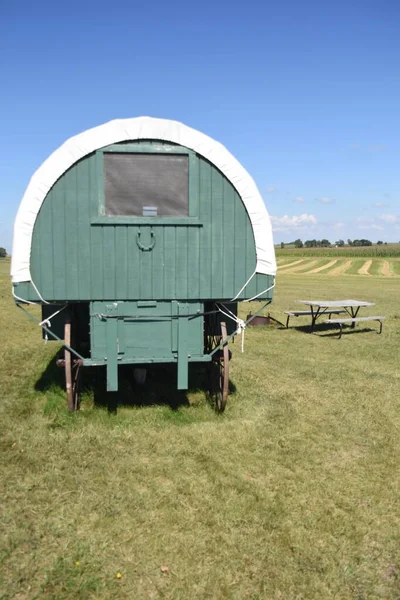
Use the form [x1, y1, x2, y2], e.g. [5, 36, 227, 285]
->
[280, 239, 389, 249]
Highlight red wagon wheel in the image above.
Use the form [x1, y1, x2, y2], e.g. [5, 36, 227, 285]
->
[64, 317, 82, 412]
[210, 322, 230, 413]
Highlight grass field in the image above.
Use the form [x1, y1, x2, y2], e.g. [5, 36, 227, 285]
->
[1, 257, 400, 599]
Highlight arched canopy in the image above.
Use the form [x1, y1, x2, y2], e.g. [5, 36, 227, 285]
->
[11, 116, 276, 282]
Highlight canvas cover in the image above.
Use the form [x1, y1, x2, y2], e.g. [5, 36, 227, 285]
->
[11, 117, 277, 283]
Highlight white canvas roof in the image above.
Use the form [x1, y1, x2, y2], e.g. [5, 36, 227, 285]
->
[11, 116, 277, 283]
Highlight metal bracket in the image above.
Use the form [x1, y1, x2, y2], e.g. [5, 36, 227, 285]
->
[208, 300, 272, 357]
[16, 303, 84, 360]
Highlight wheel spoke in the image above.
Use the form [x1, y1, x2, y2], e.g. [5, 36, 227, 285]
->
[64, 312, 81, 412]
[64, 320, 74, 411]
[219, 322, 229, 412]
[206, 322, 229, 412]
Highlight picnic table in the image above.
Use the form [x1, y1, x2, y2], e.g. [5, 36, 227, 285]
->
[284, 298, 386, 336]
[296, 299, 375, 330]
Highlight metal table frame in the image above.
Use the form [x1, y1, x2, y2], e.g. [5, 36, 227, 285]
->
[296, 299, 375, 332]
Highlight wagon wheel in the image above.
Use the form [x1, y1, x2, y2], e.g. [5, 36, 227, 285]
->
[64, 317, 81, 412]
[210, 322, 230, 413]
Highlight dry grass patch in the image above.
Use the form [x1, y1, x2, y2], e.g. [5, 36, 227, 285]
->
[277, 258, 306, 269]
[358, 260, 372, 275]
[307, 259, 338, 274]
[283, 259, 320, 273]
[330, 259, 353, 276]
[380, 261, 393, 277]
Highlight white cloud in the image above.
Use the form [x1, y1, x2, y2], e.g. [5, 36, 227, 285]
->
[357, 224, 384, 231]
[379, 213, 398, 224]
[294, 196, 305, 203]
[317, 197, 335, 204]
[356, 217, 384, 231]
[271, 213, 317, 232]
[266, 186, 277, 193]
[374, 202, 387, 208]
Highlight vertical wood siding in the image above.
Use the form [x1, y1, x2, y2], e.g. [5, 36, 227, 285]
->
[23, 142, 273, 302]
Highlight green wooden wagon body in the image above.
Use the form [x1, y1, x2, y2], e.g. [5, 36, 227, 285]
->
[12, 118, 276, 409]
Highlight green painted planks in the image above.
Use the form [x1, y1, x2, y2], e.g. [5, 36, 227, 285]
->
[233, 185, 247, 298]
[28, 141, 271, 303]
[90, 227, 104, 299]
[51, 174, 67, 299]
[37, 192, 54, 299]
[64, 167, 79, 300]
[76, 158, 92, 299]
[175, 226, 188, 299]
[222, 177, 235, 298]
[244, 217, 258, 299]
[152, 226, 165, 300]
[30, 207, 42, 296]
[255, 274, 274, 299]
[211, 165, 224, 299]
[115, 225, 128, 299]
[103, 227, 116, 299]
[187, 226, 200, 299]
[89, 156, 104, 299]
[139, 226, 153, 300]
[127, 227, 140, 299]
[163, 227, 176, 298]
[199, 159, 212, 297]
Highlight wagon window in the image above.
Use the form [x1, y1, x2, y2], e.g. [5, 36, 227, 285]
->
[104, 153, 189, 217]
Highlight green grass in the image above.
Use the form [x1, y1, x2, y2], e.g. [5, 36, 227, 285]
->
[391, 259, 400, 276]
[1, 259, 400, 599]
[368, 260, 383, 276]
[344, 259, 369, 275]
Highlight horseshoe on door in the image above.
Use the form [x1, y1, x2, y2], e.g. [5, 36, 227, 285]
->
[136, 228, 156, 252]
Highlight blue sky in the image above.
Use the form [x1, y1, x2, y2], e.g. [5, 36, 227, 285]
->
[1, 0, 399, 250]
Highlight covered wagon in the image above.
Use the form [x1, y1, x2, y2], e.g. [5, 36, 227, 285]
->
[11, 117, 277, 411]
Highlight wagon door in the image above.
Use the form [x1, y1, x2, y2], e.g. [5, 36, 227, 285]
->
[91, 142, 201, 301]
[89, 142, 203, 391]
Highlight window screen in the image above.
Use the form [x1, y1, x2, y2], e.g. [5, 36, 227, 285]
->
[104, 153, 189, 217]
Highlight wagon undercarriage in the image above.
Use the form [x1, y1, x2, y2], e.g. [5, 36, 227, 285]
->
[53, 301, 233, 412]
[18, 298, 270, 413]
[56, 317, 231, 413]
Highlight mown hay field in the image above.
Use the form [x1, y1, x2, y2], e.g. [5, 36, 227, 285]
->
[277, 255, 400, 277]
[1, 257, 400, 599]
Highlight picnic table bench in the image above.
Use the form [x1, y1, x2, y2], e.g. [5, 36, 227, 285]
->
[284, 309, 346, 328]
[325, 316, 385, 339]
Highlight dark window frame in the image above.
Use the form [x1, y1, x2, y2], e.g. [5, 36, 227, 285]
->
[92, 142, 200, 226]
